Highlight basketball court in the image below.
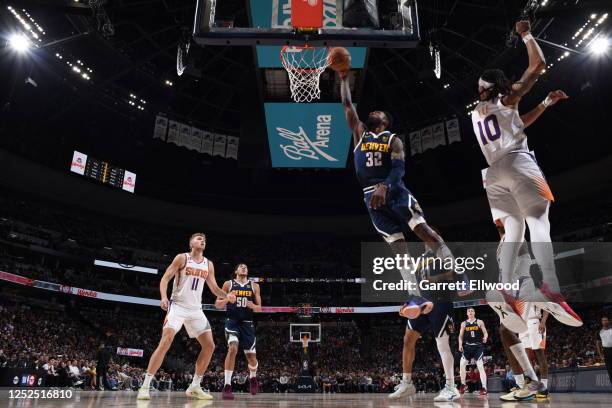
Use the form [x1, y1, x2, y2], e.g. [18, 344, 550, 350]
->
[3, 390, 612, 407]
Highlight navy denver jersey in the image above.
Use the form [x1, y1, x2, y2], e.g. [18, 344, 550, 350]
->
[354, 130, 397, 188]
[226, 280, 254, 322]
[463, 319, 484, 344]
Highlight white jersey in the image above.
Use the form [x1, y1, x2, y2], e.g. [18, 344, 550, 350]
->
[170, 253, 209, 310]
[472, 97, 529, 165]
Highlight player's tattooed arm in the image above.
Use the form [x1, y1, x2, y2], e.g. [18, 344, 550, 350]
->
[340, 72, 365, 146]
[158, 254, 184, 311]
[206, 261, 236, 301]
[458, 321, 466, 351]
[479, 319, 489, 343]
[370, 137, 405, 210]
[215, 280, 233, 309]
[503, 20, 546, 107]
[246, 282, 263, 312]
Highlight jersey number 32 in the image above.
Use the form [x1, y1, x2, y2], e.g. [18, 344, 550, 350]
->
[365, 151, 383, 167]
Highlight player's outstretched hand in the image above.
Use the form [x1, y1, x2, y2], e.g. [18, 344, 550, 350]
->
[227, 292, 237, 303]
[369, 185, 388, 209]
[246, 301, 256, 309]
[515, 20, 531, 36]
[546, 90, 569, 106]
[160, 298, 169, 311]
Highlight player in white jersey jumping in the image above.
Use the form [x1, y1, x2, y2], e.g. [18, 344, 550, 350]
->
[472, 19, 581, 327]
[137, 233, 235, 400]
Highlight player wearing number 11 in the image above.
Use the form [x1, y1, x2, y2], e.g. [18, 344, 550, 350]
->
[472, 20, 581, 327]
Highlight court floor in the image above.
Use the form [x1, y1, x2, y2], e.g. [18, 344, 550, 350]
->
[3, 390, 612, 407]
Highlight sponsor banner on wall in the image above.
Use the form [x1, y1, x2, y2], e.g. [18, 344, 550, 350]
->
[226, 136, 239, 160]
[446, 118, 461, 143]
[153, 114, 168, 140]
[116, 347, 144, 357]
[432, 122, 446, 148]
[122, 170, 136, 193]
[70, 151, 87, 175]
[201, 131, 214, 155]
[94, 260, 158, 274]
[213, 134, 227, 157]
[264, 102, 351, 168]
[167, 120, 180, 145]
[249, 0, 366, 68]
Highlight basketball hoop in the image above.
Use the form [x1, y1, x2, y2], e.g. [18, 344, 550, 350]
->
[280, 45, 330, 103]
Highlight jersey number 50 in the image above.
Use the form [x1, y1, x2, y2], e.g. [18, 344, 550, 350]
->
[365, 151, 382, 167]
[236, 297, 247, 307]
[476, 114, 501, 145]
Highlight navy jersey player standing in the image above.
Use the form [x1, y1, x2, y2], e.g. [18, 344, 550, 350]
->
[339, 71, 456, 317]
[215, 263, 262, 400]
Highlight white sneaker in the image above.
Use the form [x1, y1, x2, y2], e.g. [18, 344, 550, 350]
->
[433, 386, 460, 402]
[486, 291, 528, 333]
[136, 387, 150, 400]
[388, 380, 416, 399]
[500, 388, 519, 401]
[186, 384, 213, 400]
[514, 379, 543, 400]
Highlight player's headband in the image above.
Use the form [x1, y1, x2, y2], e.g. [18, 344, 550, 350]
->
[478, 78, 494, 90]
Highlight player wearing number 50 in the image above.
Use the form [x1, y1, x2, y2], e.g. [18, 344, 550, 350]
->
[472, 20, 580, 327]
[216, 263, 262, 400]
[137, 233, 235, 401]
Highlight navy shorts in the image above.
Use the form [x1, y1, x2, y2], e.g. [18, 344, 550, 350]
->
[225, 318, 256, 354]
[363, 184, 425, 242]
[406, 302, 453, 338]
[462, 343, 484, 362]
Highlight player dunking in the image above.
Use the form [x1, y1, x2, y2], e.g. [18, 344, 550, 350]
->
[215, 263, 262, 400]
[472, 19, 580, 326]
[339, 70, 455, 315]
[137, 233, 234, 400]
[458, 308, 489, 396]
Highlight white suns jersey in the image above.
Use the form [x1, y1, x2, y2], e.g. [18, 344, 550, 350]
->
[525, 303, 542, 321]
[170, 254, 209, 310]
[471, 97, 529, 166]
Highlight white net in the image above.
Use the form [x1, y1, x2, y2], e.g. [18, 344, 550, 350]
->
[280, 45, 330, 103]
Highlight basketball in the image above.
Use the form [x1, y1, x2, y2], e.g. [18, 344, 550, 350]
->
[328, 47, 351, 72]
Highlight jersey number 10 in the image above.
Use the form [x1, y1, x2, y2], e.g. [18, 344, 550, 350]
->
[476, 114, 501, 145]
[365, 151, 383, 167]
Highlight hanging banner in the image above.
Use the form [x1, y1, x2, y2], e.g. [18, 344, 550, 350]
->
[179, 123, 192, 148]
[70, 151, 87, 175]
[153, 114, 168, 141]
[420, 126, 434, 151]
[189, 127, 204, 152]
[432, 122, 446, 148]
[167, 121, 180, 145]
[122, 170, 136, 193]
[446, 118, 461, 143]
[213, 134, 227, 157]
[226, 136, 239, 160]
[201, 131, 214, 155]
[408, 131, 421, 156]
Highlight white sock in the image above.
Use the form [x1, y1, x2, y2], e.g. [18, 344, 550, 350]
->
[402, 373, 412, 383]
[435, 335, 455, 388]
[142, 373, 154, 388]
[515, 373, 525, 388]
[248, 363, 258, 379]
[459, 356, 468, 385]
[476, 361, 487, 389]
[224, 370, 233, 385]
[526, 203, 560, 292]
[509, 344, 538, 381]
[191, 374, 202, 387]
[541, 378, 548, 388]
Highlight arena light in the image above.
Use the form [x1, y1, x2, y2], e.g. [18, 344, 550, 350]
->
[589, 37, 610, 55]
[8, 33, 30, 52]
[164, 79, 173, 86]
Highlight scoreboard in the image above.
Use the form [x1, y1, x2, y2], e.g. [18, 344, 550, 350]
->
[70, 151, 136, 193]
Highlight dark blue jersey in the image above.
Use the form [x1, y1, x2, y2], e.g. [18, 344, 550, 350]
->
[226, 280, 254, 322]
[353, 130, 398, 188]
[463, 319, 484, 344]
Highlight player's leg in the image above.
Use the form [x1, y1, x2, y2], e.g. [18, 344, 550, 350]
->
[241, 321, 259, 395]
[475, 348, 488, 395]
[500, 325, 545, 401]
[431, 304, 460, 402]
[388, 327, 420, 399]
[459, 350, 469, 393]
[223, 318, 239, 399]
[499, 325, 526, 401]
[184, 313, 214, 400]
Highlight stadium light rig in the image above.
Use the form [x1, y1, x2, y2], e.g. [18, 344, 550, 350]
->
[589, 36, 610, 55]
[6, 6, 45, 46]
[8, 33, 30, 52]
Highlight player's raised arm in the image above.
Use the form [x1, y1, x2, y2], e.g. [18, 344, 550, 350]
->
[158, 254, 185, 311]
[340, 72, 365, 146]
[458, 321, 466, 351]
[215, 280, 233, 309]
[539, 311, 549, 334]
[502, 20, 546, 108]
[520, 90, 569, 128]
[478, 319, 489, 343]
[247, 282, 263, 313]
[205, 261, 234, 301]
